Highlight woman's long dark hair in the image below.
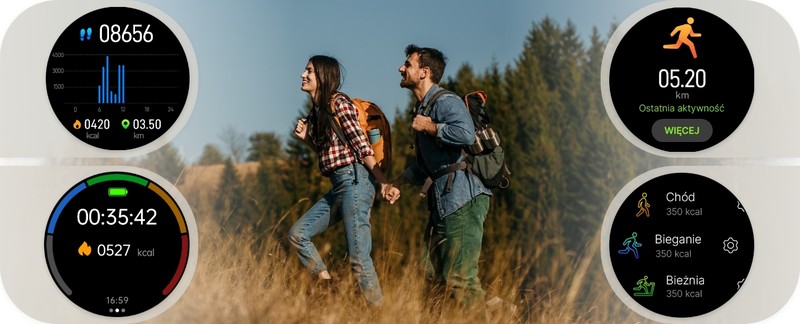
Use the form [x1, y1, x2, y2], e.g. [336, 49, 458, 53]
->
[308, 55, 343, 147]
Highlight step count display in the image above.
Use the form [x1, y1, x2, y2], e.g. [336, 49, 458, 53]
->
[46, 7, 190, 150]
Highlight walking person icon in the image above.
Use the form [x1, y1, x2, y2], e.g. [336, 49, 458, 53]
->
[636, 192, 650, 217]
[618, 232, 643, 259]
[663, 17, 702, 59]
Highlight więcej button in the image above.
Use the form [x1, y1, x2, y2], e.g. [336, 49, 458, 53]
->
[651, 119, 713, 143]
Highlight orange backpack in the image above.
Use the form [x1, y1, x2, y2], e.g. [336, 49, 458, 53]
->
[330, 95, 392, 175]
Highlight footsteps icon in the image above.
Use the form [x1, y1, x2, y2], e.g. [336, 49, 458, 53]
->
[80, 27, 92, 41]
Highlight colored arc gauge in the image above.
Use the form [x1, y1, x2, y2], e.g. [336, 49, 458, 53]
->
[44, 172, 190, 317]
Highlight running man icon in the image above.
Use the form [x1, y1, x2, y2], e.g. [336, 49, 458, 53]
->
[618, 232, 643, 259]
[663, 17, 702, 59]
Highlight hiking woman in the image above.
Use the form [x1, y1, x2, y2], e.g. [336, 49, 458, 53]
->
[288, 55, 398, 306]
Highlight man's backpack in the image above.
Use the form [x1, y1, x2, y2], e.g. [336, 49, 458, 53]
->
[420, 89, 510, 192]
[329, 94, 392, 175]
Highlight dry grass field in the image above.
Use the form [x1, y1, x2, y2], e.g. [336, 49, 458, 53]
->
[149, 164, 647, 323]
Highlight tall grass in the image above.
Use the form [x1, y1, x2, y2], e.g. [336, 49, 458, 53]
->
[151, 199, 647, 323]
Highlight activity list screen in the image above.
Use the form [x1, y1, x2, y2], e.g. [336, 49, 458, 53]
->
[608, 173, 754, 317]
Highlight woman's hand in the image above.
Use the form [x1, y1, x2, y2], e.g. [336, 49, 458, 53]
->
[381, 183, 400, 205]
[294, 119, 308, 140]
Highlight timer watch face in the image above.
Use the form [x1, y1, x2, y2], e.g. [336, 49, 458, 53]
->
[45, 172, 190, 317]
[45, 7, 190, 151]
[608, 7, 754, 152]
[608, 173, 754, 318]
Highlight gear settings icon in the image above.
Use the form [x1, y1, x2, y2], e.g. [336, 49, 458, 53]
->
[723, 237, 739, 254]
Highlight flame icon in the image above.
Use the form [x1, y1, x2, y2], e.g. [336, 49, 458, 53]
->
[78, 241, 91, 256]
[73, 120, 82, 130]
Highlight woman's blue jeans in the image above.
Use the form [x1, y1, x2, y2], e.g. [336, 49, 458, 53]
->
[288, 163, 383, 305]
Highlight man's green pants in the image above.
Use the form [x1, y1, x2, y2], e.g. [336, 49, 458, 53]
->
[424, 194, 490, 307]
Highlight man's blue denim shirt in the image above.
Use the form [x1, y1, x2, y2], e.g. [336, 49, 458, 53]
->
[402, 84, 492, 219]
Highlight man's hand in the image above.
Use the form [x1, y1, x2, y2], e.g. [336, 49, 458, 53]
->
[411, 115, 436, 136]
[381, 183, 401, 205]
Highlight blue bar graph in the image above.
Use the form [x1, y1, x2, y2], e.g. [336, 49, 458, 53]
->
[97, 56, 125, 104]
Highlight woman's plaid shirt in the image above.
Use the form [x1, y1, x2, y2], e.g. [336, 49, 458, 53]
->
[308, 93, 374, 176]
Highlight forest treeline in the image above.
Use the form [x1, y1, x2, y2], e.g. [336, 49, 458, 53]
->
[143, 18, 662, 320]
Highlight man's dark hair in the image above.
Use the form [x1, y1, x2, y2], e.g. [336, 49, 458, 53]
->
[405, 44, 447, 83]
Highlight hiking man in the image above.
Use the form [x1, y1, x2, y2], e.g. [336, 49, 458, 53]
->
[392, 44, 492, 308]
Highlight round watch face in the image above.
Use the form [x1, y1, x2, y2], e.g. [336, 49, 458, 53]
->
[45, 7, 190, 150]
[608, 7, 754, 152]
[44, 172, 190, 317]
[608, 173, 754, 317]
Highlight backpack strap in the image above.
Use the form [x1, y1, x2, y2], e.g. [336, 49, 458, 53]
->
[418, 88, 455, 117]
[415, 88, 448, 196]
[410, 88, 452, 151]
[415, 88, 470, 197]
[326, 95, 362, 184]
[419, 160, 470, 196]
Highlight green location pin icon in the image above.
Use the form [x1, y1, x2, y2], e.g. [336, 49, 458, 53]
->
[121, 119, 130, 129]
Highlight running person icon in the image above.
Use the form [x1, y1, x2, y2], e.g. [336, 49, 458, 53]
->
[663, 17, 702, 59]
[618, 232, 643, 259]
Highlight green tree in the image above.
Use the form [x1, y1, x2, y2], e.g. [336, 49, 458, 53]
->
[505, 23, 561, 223]
[197, 144, 225, 165]
[247, 132, 284, 161]
[215, 157, 246, 232]
[446, 63, 479, 95]
[138, 142, 185, 184]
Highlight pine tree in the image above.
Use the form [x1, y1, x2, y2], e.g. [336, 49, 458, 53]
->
[197, 144, 225, 165]
[215, 157, 246, 233]
[138, 142, 185, 184]
[247, 132, 284, 162]
[506, 23, 562, 229]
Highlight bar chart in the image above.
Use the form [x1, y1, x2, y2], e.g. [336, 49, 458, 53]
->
[98, 56, 125, 104]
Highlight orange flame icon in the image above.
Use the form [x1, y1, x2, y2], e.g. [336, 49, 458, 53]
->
[78, 241, 91, 256]
[73, 120, 82, 130]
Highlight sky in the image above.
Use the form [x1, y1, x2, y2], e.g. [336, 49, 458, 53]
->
[132, 0, 663, 162]
[4, 1, 800, 323]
